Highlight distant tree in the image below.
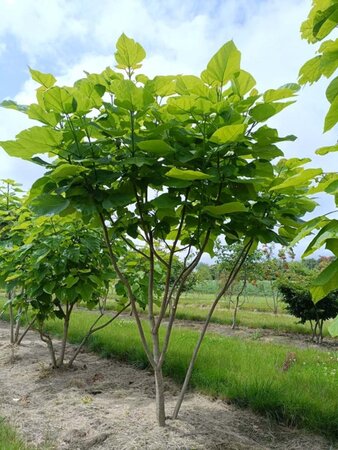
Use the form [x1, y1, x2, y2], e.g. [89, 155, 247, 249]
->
[216, 241, 263, 328]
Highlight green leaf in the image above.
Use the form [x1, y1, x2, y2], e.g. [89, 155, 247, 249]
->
[0, 100, 28, 113]
[299, 56, 322, 84]
[49, 164, 88, 181]
[324, 95, 338, 131]
[250, 101, 295, 122]
[326, 76, 338, 103]
[115, 33, 146, 71]
[209, 124, 246, 144]
[29, 68, 56, 88]
[43, 86, 77, 113]
[175, 75, 211, 97]
[310, 259, 338, 302]
[112, 79, 153, 111]
[203, 202, 247, 216]
[27, 104, 60, 126]
[232, 70, 256, 96]
[30, 194, 70, 216]
[43, 281, 55, 294]
[263, 87, 299, 102]
[303, 220, 338, 257]
[316, 144, 338, 155]
[152, 193, 180, 209]
[64, 275, 79, 289]
[167, 96, 213, 115]
[165, 168, 211, 181]
[270, 169, 322, 191]
[0, 126, 63, 160]
[138, 140, 175, 155]
[201, 40, 241, 87]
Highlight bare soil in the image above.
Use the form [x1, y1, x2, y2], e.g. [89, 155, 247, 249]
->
[0, 320, 335, 450]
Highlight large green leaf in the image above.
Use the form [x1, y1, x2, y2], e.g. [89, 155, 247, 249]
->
[303, 220, 338, 257]
[115, 33, 146, 71]
[324, 95, 338, 131]
[49, 164, 88, 181]
[250, 101, 295, 122]
[112, 79, 153, 111]
[165, 168, 211, 181]
[201, 40, 241, 87]
[299, 56, 322, 84]
[263, 86, 299, 102]
[30, 194, 70, 216]
[203, 202, 247, 216]
[43, 86, 77, 114]
[270, 169, 322, 191]
[27, 104, 60, 126]
[0, 126, 63, 160]
[29, 68, 56, 88]
[209, 124, 246, 144]
[175, 75, 211, 97]
[232, 70, 256, 96]
[310, 259, 338, 302]
[326, 75, 338, 103]
[167, 96, 213, 115]
[138, 140, 175, 155]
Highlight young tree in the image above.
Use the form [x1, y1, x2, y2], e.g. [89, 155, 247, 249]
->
[0, 179, 31, 344]
[216, 241, 262, 327]
[0, 35, 318, 425]
[4, 213, 117, 367]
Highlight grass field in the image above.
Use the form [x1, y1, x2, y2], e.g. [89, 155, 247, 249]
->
[103, 293, 333, 337]
[1, 294, 337, 442]
[35, 310, 338, 439]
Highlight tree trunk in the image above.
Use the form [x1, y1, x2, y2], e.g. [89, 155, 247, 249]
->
[58, 315, 70, 367]
[154, 367, 166, 427]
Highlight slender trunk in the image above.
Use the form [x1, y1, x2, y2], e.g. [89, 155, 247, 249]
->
[14, 307, 22, 343]
[173, 240, 252, 419]
[232, 300, 239, 329]
[58, 314, 70, 367]
[39, 329, 57, 368]
[154, 367, 166, 427]
[17, 318, 36, 345]
[9, 301, 14, 344]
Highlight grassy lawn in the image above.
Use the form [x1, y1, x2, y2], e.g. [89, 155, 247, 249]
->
[36, 310, 338, 439]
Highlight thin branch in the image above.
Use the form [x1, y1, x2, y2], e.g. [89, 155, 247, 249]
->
[98, 212, 155, 368]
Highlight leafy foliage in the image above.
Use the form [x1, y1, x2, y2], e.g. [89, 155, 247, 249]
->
[0, 34, 320, 424]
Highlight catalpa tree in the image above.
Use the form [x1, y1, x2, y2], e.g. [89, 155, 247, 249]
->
[0, 35, 319, 426]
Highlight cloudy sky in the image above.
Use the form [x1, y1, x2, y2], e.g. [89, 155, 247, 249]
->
[0, 0, 336, 256]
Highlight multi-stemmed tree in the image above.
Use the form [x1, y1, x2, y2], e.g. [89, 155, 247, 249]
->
[0, 35, 318, 425]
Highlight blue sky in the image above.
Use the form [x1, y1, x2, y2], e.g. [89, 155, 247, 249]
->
[0, 0, 337, 257]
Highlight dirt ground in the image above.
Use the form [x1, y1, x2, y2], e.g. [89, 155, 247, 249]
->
[0, 320, 335, 450]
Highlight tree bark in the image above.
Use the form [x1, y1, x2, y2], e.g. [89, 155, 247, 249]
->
[154, 367, 166, 427]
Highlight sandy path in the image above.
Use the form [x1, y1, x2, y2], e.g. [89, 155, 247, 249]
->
[0, 320, 334, 450]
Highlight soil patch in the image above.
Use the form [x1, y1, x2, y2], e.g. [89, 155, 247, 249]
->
[0, 320, 335, 450]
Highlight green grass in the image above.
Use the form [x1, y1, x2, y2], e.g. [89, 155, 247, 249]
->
[0, 418, 35, 450]
[175, 305, 333, 336]
[37, 310, 338, 439]
[104, 294, 333, 337]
